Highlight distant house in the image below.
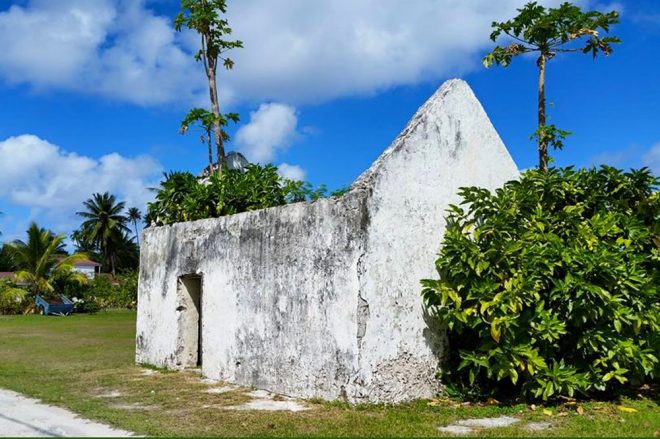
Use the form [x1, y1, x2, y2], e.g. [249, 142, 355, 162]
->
[0, 272, 28, 287]
[0, 272, 15, 281]
[72, 260, 101, 279]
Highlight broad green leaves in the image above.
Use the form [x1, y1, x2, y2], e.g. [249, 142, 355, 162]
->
[484, 2, 620, 67]
[483, 2, 620, 170]
[175, 0, 243, 171]
[422, 166, 659, 400]
[0, 280, 29, 315]
[174, 0, 243, 68]
[146, 165, 339, 226]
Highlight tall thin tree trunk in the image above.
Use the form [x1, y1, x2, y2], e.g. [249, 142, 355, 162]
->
[205, 35, 224, 173]
[106, 242, 116, 278]
[208, 69, 224, 170]
[207, 127, 214, 176]
[133, 220, 140, 246]
[537, 54, 548, 171]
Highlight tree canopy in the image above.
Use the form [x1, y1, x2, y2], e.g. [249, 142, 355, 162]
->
[484, 2, 620, 170]
[6, 223, 87, 297]
[175, 0, 243, 172]
[76, 192, 131, 276]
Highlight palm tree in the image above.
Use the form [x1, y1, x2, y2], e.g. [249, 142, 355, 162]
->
[70, 229, 100, 256]
[77, 192, 130, 277]
[6, 223, 87, 298]
[127, 207, 142, 245]
[0, 210, 11, 271]
[113, 231, 140, 272]
[0, 245, 14, 272]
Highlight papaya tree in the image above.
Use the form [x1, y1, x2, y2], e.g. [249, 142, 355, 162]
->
[180, 107, 239, 175]
[175, 0, 243, 173]
[483, 2, 620, 170]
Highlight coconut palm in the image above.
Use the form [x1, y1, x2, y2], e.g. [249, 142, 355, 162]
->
[0, 245, 14, 272]
[77, 192, 130, 276]
[127, 207, 142, 245]
[113, 231, 140, 272]
[6, 223, 87, 297]
[70, 229, 100, 256]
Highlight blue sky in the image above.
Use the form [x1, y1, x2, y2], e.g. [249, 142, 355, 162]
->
[0, 0, 658, 243]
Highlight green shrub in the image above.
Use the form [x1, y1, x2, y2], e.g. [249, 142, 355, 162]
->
[0, 280, 30, 315]
[72, 297, 101, 314]
[114, 271, 138, 309]
[422, 166, 659, 400]
[146, 164, 344, 226]
[69, 271, 138, 311]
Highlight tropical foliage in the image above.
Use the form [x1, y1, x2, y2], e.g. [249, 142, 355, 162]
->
[0, 244, 13, 272]
[0, 278, 29, 315]
[484, 2, 620, 169]
[76, 192, 133, 276]
[175, 0, 243, 171]
[4, 223, 88, 298]
[127, 207, 143, 245]
[422, 167, 659, 400]
[0, 210, 10, 271]
[65, 270, 139, 313]
[147, 164, 345, 226]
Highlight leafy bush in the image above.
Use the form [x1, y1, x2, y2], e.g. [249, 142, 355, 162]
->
[0, 280, 30, 315]
[422, 166, 659, 400]
[69, 271, 138, 312]
[147, 164, 346, 226]
[72, 297, 101, 314]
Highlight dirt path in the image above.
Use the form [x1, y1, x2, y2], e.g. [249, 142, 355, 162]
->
[0, 389, 133, 437]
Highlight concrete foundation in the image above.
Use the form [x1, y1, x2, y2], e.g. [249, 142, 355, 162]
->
[135, 79, 519, 403]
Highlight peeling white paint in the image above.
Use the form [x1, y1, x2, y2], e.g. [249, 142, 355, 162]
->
[136, 79, 519, 403]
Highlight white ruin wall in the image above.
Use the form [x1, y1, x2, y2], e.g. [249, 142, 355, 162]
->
[135, 79, 519, 403]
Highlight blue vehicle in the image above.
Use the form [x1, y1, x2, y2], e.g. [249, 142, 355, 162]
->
[35, 294, 74, 316]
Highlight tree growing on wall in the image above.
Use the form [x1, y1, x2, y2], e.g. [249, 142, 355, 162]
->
[179, 107, 239, 175]
[483, 2, 620, 170]
[175, 0, 243, 173]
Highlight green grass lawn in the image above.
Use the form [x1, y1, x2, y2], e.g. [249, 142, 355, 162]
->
[0, 311, 657, 437]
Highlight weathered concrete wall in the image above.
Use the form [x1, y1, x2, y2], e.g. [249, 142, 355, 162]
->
[136, 79, 519, 403]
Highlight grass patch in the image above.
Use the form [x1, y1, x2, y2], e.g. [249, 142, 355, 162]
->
[0, 311, 658, 436]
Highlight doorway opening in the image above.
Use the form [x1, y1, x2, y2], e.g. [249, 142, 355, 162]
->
[176, 274, 202, 368]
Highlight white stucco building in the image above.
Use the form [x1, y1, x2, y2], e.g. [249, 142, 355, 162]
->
[135, 79, 518, 403]
[72, 260, 101, 280]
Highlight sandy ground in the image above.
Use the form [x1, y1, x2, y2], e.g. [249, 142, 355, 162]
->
[0, 389, 133, 437]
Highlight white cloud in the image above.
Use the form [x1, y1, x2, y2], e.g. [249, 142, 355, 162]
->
[0, 0, 205, 106]
[590, 147, 636, 167]
[592, 2, 624, 13]
[0, 134, 162, 236]
[235, 103, 299, 163]
[642, 143, 660, 174]
[225, 0, 579, 104]
[277, 163, 306, 181]
[0, 0, 587, 107]
[0, 0, 115, 87]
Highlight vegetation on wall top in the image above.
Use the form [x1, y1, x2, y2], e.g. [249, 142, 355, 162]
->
[146, 164, 348, 226]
